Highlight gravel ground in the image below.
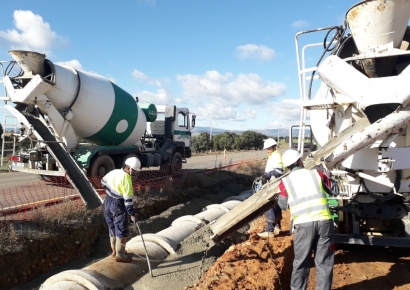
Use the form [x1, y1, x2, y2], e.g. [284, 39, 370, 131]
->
[132, 223, 249, 290]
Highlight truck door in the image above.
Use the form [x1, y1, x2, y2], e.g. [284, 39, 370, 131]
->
[173, 108, 192, 147]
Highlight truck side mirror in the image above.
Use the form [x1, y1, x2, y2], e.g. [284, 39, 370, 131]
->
[191, 115, 196, 128]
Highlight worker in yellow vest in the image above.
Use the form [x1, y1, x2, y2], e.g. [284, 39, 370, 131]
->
[261, 138, 284, 235]
[102, 157, 140, 263]
[278, 150, 335, 290]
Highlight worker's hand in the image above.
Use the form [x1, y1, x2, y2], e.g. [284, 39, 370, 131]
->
[131, 216, 137, 224]
[261, 175, 268, 184]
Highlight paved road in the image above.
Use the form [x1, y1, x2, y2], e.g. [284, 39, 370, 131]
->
[0, 171, 40, 190]
[0, 150, 269, 213]
[183, 150, 266, 170]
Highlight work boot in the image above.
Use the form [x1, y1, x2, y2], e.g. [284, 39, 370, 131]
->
[115, 237, 132, 263]
[273, 224, 281, 235]
[110, 236, 116, 258]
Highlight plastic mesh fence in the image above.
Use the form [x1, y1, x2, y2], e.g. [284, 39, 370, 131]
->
[0, 153, 264, 221]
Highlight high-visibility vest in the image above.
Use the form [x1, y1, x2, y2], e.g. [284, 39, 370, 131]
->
[282, 168, 332, 225]
[265, 150, 285, 173]
[102, 169, 134, 208]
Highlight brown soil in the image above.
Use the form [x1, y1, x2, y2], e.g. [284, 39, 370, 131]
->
[186, 211, 410, 290]
[3, 163, 410, 289]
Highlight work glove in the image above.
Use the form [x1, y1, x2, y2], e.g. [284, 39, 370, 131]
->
[131, 215, 137, 224]
[261, 175, 268, 184]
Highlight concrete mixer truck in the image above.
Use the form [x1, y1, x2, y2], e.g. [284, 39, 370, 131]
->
[210, 0, 410, 248]
[1, 50, 195, 182]
[288, 0, 410, 247]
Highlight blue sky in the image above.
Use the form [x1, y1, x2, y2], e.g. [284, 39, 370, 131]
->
[0, 0, 360, 131]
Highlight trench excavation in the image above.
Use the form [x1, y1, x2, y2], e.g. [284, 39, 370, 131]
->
[38, 183, 254, 289]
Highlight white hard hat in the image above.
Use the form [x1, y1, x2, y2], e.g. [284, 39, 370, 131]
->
[263, 138, 277, 149]
[282, 150, 302, 167]
[125, 157, 141, 171]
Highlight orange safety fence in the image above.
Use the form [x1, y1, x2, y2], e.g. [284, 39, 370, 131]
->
[0, 152, 264, 221]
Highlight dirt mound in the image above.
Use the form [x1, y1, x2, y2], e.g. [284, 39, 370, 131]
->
[185, 212, 293, 290]
[185, 210, 410, 290]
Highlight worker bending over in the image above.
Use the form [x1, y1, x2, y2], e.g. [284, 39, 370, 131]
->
[278, 150, 335, 290]
[101, 157, 140, 263]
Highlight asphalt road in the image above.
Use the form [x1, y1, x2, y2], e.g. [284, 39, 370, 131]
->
[0, 171, 40, 190]
[0, 150, 268, 213]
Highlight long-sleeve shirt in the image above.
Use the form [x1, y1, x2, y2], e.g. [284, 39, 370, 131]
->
[264, 150, 285, 179]
[101, 169, 135, 216]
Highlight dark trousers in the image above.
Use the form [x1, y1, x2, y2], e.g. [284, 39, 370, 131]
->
[264, 169, 283, 232]
[104, 194, 129, 238]
[265, 204, 282, 232]
[291, 219, 335, 290]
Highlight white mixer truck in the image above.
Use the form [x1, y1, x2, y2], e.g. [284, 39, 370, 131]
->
[211, 0, 410, 248]
[291, 0, 410, 247]
[0, 50, 195, 209]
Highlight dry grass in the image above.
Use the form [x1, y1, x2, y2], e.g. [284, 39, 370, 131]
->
[231, 159, 265, 177]
[0, 200, 104, 254]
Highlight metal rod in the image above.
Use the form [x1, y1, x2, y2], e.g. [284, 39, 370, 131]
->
[134, 221, 153, 277]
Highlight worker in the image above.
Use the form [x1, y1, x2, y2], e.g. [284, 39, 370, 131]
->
[262, 138, 285, 235]
[277, 149, 335, 290]
[101, 157, 141, 263]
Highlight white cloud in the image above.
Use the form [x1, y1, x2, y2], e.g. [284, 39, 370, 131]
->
[236, 44, 275, 61]
[291, 20, 309, 28]
[195, 103, 245, 122]
[132, 69, 163, 87]
[56, 60, 83, 71]
[177, 70, 286, 107]
[267, 98, 302, 128]
[0, 10, 68, 54]
[135, 88, 175, 105]
[244, 108, 257, 119]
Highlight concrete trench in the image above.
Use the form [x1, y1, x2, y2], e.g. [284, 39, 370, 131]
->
[40, 184, 253, 290]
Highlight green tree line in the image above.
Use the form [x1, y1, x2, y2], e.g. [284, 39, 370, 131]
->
[191, 130, 287, 153]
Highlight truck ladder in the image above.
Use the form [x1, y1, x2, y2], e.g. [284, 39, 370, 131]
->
[1, 102, 18, 166]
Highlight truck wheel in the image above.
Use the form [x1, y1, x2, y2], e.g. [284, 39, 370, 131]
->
[170, 152, 182, 175]
[90, 155, 115, 177]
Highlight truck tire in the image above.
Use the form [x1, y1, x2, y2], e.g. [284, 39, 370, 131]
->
[90, 155, 115, 177]
[170, 152, 182, 175]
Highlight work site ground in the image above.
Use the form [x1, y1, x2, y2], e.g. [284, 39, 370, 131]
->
[2, 167, 410, 289]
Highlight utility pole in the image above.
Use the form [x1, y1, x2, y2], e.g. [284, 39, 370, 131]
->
[209, 114, 213, 152]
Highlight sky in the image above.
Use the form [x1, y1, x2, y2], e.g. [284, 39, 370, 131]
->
[0, 0, 361, 132]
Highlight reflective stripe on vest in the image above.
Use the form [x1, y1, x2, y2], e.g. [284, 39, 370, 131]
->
[101, 169, 133, 206]
[283, 168, 332, 224]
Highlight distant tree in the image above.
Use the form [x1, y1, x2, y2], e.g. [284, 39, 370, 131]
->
[211, 133, 224, 151]
[191, 132, 210, 153]
[212, 132, 239, 151]
[236, 130, 267, 150]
